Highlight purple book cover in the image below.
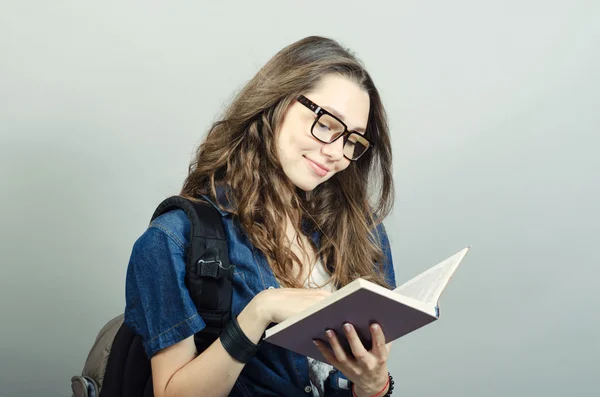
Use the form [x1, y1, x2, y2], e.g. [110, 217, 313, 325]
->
[263, 284, 437, 362]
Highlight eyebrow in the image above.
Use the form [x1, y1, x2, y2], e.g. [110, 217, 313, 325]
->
[323, 105, 366, 133]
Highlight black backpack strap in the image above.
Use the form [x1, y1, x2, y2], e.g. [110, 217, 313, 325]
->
[100, 196, 233, 397]
[151, 195, 234, 353]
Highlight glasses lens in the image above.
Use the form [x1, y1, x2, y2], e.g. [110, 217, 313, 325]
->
[312, 114, 345, 143]
[344, 133, 370, 160]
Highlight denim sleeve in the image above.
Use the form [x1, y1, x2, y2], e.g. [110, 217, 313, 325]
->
[124, 222, 206, 358]
[374, 221, 397, 289]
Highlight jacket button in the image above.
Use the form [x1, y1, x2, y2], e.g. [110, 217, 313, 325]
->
[304, 385, 312, 393]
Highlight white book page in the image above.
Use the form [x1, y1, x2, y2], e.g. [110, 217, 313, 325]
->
[394, 247, 470, 305]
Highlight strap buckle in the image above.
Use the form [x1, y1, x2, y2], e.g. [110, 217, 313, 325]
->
[197, 258, 233, 278]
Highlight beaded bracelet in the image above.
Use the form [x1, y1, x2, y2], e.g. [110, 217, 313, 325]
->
[351, 373, 394, 397]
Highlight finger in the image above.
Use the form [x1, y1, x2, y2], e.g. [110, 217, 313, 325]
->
[325, 329, 350, 362]
[325, 330, 360, 373]
[313, 339, 339, 366]
[342, 323, 373, 366]
[369, 323, 389, 361]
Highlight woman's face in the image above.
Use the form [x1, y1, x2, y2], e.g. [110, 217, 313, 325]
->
[277, 74, 370, 192]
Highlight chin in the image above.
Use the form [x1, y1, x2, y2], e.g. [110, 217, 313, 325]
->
[294, 175, 332, 192]
[293, 181, 317, 192]
[285, 165, 331, 192]
[289, 175, 320, 192]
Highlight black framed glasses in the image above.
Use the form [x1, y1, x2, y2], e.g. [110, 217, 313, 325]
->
[297, 95, 373, 161]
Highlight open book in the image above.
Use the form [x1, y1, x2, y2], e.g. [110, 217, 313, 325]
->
[263, 247, 470, 361]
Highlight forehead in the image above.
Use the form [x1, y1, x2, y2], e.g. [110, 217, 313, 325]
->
[304, 74, 370, 132]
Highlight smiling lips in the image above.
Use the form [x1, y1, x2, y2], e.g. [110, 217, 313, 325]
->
[304, 156, 330, 177]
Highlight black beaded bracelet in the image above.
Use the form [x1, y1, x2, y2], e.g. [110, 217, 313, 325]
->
[383, 373, 394, 397]
[220, 316, 262, 363]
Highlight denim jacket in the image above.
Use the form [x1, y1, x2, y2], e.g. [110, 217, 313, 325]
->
[124, 195, 396, 397]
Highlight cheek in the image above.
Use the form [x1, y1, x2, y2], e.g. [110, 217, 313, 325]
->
[282, 124, 314, 157]
[276, 124, 295, 158]
[334, 159, 351, 173]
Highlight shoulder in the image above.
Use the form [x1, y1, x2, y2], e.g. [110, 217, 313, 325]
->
[140, 209, 191, 251]
[372, 220, 391, 247]
[127, 209, 191, 274]
[373, 220, 396, 288]
[124, 208, 207, 357]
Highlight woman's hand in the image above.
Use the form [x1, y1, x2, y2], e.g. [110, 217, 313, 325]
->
[252, 288, 331, 325]
[314, 323, 391, 397]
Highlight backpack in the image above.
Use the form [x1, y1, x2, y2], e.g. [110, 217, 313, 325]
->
[71, 196, 233, 397]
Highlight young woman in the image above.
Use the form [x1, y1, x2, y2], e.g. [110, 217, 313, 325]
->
[124, 36, 396, 397]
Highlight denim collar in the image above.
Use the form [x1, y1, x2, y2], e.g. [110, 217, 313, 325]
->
[200, 185, 232, 217]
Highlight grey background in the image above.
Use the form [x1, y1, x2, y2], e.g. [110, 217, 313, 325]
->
[1, 1, 598, 396]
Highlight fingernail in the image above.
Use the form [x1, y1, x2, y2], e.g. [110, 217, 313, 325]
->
[326, 330, 334, 338]
[371, 324, 380, 331]
[343, 323, 352, 332]
[313, 340, 319, 346]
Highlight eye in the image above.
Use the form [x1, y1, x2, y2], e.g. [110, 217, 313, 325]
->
[316, 121, 331, 131]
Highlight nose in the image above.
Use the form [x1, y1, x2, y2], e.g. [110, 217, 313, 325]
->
[321, 136, 345, 161]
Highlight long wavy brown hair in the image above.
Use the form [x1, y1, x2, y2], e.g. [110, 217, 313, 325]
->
[181, 36, 394, 289]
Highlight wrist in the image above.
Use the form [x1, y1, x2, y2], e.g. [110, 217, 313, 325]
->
[352, 372, 393, 397]
[353, 383, 388, 397]
[246, 291, 272, 329]
[220, 316, 262, 363]
[236, 296, 270, 344]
